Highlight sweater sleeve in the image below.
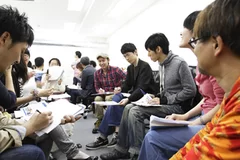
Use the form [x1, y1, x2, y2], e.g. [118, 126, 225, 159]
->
[0, 81, 16, 109]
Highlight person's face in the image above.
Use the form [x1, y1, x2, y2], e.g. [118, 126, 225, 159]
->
[0, 32, 28, 72]
[49, 60, 59, 67]
[179, 27, 192, 48]
[23, 54, 30, 64]
[123, 52, 137, 64]
[97, 57, 109, 70]
[147, 48, 160, 62]
[194, 38, 215, 75]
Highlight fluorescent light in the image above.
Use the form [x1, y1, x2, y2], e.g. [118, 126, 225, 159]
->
[108, 0, 137, 17]
[68, 0, 85, 11]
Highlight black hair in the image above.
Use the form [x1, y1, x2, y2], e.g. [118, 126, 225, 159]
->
[120, 43, 137, 54]
[13, 54, 28, 85]
[145, 33, 169, 55]
[75, 51, 82, 58]
[49, 58, 61, 66]
[183, 11, 201, 30]
[34, 57, 44, 67]
[0, 6, 34, 46]
[90, 60, 96, 68]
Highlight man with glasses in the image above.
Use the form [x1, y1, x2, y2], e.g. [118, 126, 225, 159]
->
[171, 0, 240, 159]
[100, 33, 196, 160]
[86, 43, 156, 150]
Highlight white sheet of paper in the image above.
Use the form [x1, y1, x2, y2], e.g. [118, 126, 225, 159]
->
[41, 93, 71, 100]
[93, 101, 120, 106]
[48, 66, 64, 81]
[150, 115, 190, 127]
[122, 93, 131, 97]
[131, 94, 162, 107]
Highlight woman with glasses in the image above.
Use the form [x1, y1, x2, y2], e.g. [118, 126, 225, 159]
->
[138, 11, 225, 160]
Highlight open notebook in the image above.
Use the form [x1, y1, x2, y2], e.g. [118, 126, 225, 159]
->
[150, 115, 190, 128]
[15, 99, 85, 136]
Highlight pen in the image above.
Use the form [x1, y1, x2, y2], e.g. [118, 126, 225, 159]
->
[36, 110, 41, 114]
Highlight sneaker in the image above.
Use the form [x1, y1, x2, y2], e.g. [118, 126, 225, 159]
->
[100, 149, 130, 160]
[86, 137, 108, 150]
[107, 136, 117, 148]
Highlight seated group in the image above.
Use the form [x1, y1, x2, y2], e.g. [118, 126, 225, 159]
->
[1, 1, 240, 160]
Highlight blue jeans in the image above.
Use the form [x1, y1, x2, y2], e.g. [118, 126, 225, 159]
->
[0, 144, 45, 160]
[138, 125, 204, 160]
[98, 93, 124, 137]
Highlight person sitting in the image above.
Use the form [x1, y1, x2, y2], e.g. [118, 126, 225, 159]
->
[0, 6, 97, 160]
[170, 1, 240, 159]
[34, 57, 45, 88]
[70, 57, 96, 104]
[92, 53, 126, 134]
[100, 33, 196, 160]
[138, 11, 224, 160]
[42, 58, 65, 93]
[86, 43, 156, 149]
[71, 51, 82, 85]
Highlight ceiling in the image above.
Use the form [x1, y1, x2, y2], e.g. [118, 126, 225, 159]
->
[0, 0, 159, 48]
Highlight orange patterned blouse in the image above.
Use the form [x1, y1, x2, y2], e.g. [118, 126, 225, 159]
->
[171, 76, 240, 160]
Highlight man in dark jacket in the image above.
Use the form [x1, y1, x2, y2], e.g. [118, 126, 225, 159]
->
[86, 43, 156, 150]
[70, 56, 96, 104]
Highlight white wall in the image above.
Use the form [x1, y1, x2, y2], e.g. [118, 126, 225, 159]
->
[107, 0, 214, 70]
[29, 44, 107, 85]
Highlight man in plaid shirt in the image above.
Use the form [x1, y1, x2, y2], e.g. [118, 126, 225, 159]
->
[93, 53, 126, 133]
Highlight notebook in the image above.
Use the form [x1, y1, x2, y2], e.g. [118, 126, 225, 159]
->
[131, 94, 162, 107]
[48, 66, 64, 81]
[150, 115, 190, 128]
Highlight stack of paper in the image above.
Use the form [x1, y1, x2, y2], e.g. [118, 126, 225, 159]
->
[16, 99, 85, 136]
[41, 93, 71, 100]
[150, 115, 190, 128]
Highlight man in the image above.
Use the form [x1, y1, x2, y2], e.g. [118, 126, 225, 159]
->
[171, 0, 240, 159]
[34, 57, 45, 88]
[70, 56, 96, 104]
[86, 43, 156, 149]
[100, 33, 196, 160]
[71, 51, 82, 85]
[0, 6, 96, 160]
[93, 53, 126, 133]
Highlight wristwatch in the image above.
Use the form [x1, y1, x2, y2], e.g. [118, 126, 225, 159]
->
[32, 89, 41, 102]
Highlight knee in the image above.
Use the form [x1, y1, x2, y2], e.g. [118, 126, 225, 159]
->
[105, 95, 113, 101]
[112, 94, 123, 102]
[145, 130, 158, 142]
[129, 107, 139, 117]
[95, 96, 102, 101]
[26, 145, 45, 160]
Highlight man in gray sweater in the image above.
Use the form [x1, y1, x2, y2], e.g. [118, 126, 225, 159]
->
[100, 33, 196, 160]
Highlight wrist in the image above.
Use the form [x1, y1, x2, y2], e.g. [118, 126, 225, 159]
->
[23, 121, 36, 136]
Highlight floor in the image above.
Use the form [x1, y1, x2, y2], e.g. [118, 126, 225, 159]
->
[51, 112, 116, 160]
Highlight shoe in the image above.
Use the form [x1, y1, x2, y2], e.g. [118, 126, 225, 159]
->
[100, 149, 130, 160]
[68, 156, 98, 160]
[131, 155, 138, 160]
[92, 128, 98, 134]
[76, 143, 82, 148]
[107, 136, 117, 148]
[86, 137, 108, 150]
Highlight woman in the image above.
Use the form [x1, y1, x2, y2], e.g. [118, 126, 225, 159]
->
[138, 11, 225, 160]
[42, 58, 65, 93]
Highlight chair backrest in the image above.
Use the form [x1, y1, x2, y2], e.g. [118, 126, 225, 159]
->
[188, 66, 203, 107]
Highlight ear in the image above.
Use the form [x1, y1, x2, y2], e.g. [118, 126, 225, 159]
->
[214, 36, 224, 57]
[0, 32, 11, 46]
[156, 46, 162, 53]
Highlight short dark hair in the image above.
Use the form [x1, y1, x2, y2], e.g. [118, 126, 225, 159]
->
[34, 57, 44, 67]
[145, 33, 169, 55]
[75, 51, 82, 58]
[194, 0, 240, 56]
[49, 58, 61, 66]
[120, 43, 137, 54]
[90, 60, 96, 68]
[0, 6, 34, 46]
[183, 11, 201, 31]
[24, 49, 30, 57]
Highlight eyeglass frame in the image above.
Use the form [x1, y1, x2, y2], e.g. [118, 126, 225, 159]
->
[188, 37, 203, 49]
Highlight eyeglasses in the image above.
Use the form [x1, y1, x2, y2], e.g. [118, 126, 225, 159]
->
[188, 37, 203, 49]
